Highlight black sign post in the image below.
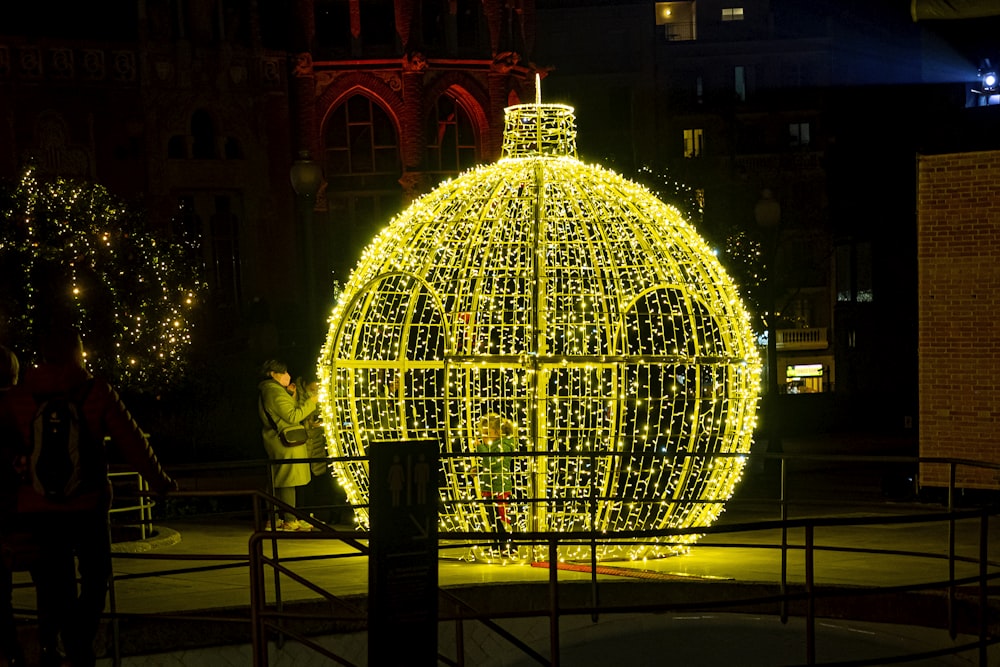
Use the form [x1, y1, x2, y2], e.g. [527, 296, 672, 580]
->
[368, 439, 439, 666]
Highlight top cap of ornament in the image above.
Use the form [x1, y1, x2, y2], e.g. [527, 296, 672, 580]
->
[501, 74, 577, 159]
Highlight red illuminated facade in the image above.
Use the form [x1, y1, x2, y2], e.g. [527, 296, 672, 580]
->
[0, 1, 536, 355]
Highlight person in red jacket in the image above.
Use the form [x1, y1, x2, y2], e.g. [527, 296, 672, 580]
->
[0, 327, 177, 667]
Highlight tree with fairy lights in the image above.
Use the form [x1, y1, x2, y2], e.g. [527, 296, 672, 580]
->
[633, 163, 704, 226]
[0, 165, 203, 394]
[632, 163, 767, 328]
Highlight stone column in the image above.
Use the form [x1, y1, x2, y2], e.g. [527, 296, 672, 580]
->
[291, 53, 319, 158]
[290, 0, 319, 158]
[399, 52, 427, 202]
[349, 0, 362, 57]
[482, 0, 503, 55]
[395, 0, 415, 52]
[486, 52, 520, 161]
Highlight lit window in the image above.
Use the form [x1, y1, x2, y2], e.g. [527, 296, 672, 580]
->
[722, 7, 744, 21]
[683, 128, 703, 158]
[789, 122, 811, 147]
[835, 241, 873, 303]
[856, 242, 872, 302]
[655, 2, 697, 41]
[785, 364, 823, 394]
[735, 66, 746, 102]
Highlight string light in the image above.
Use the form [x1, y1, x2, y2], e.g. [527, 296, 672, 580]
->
[318, 86, 761, 561]
[0, 164, 203, 393]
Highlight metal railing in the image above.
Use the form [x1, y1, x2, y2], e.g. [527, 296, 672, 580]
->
[108, 470, 153, 541]
[777, 327, 828, 350]
[11, 453, 1000, 666]
[239, 479, 1000, 667]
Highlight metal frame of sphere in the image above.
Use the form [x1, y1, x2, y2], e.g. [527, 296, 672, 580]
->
[318, 84, 761, 562]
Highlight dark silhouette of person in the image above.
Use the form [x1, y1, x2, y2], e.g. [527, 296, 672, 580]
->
[296, 375, 345, 524]
[0, 345, 24, 666]
[0, 327, 177, 667]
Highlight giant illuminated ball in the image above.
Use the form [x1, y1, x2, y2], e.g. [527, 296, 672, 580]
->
[318, 89, 760, 561]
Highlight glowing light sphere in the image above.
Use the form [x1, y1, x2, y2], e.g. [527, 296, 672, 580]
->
[319, 92, 760, 561]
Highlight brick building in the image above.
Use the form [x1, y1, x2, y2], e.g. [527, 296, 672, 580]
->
[917, 150, 1000, 490]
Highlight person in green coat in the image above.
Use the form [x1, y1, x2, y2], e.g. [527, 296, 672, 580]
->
[475, 414, 516, 556]
[258, 360, 316, 531]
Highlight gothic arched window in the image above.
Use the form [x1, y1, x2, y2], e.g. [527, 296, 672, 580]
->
[325, 95, 400, 178]
[323, 94, 402, 281]
[425, 92, 478, 177]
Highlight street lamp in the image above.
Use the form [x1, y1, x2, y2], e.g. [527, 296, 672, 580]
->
[290, 149, 324, 340]
[755, 188, 782, 454]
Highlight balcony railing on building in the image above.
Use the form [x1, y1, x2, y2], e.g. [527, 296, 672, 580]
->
[776, 327, 827, 350]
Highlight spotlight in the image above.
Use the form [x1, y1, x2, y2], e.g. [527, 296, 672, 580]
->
[979, 59, 998, 93]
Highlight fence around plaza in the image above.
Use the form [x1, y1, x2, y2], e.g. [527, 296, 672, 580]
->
[12, 451, 1000, 667]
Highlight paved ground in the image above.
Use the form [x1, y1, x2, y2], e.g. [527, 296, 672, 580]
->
[9, 434, 1000, 665]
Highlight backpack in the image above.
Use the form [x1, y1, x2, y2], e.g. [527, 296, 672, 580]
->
[29, 380, 96, 502]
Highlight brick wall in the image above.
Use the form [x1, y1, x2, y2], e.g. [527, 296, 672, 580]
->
[918, 151, 1000, 490]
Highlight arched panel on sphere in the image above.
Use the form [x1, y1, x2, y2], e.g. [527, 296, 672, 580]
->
[325, 271, 450, 522]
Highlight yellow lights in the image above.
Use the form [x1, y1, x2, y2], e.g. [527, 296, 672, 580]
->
[5, 165, 202, 393]
[319, 96, 760, 561]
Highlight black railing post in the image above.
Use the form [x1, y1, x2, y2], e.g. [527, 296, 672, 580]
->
[108, 568, 121, 667]
[249, 534, 268, 667]
[948, 462, 957, 639]
[805, 523, 815, 665]
[781, 455, 789, 624]
[978, 508, 988, 667]
[269, 467, 285, 651]
[590, 450, 599, 623]
[549, 537, 560, 667]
